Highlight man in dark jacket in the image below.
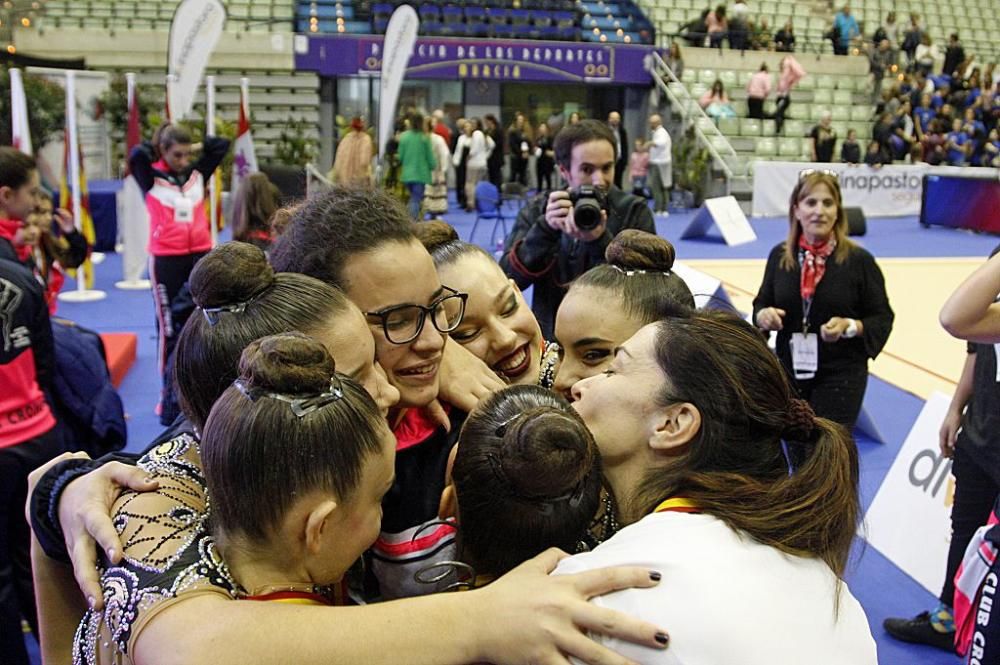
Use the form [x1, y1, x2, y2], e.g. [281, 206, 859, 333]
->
[943, 33, 965, 77]
[500, 120, 655, 338]
[607, 111, 628, 190]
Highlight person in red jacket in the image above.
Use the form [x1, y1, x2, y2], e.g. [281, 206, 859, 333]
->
[128, 124, 229, 418]
[0, 146, 64, 665]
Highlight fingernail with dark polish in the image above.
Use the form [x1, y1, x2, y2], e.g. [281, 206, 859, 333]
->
[649, 570, 662, 581]
[655, 632, 670, 645]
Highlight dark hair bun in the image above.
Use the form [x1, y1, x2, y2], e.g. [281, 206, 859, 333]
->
[237, 332, 337, 395]
[605, 229, 676, 272]
[189, 241, 275, 308]
[412, 219, 460, 254]
[502, 408, 595, 499]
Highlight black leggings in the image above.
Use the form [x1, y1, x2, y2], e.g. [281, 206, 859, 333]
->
[150, 252, 207, 392]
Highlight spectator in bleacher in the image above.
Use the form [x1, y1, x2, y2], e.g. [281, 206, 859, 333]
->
[646, 114, 672, 216]
[0, 146, 65, 665]
[774, 19, 795, 52]
[424, 116, 452, 217]
[750, 17, 773, 51]
[699, 80, 736, 120]
[484, 114, 505, 189]
[397, 112, 438, 219]
[568, 111, 582, 125]
[508, 112, 532, 189]
[753, 170, 894, 433]
[608, 111, 628, 189]
[330, 117, 374, 189]
[809, 111, 838, 162]
[130, 122, 230, 424]
[432, 109, 453, 149]
[679, 9, 709, 48]
[863, 140, 888, 166]
[945, 116, 973, 165]
[943, 33, 966, 78]
[453, 118, 470, 209]
[500, 120, 655, 338]
[961, 107, 987, 164]
[901, 13, 923, 70]
[868, 39, 894, 105]
[727, 0, 749, 50]
[888, 101, 917, 161]
[914, 34, 939, 76]
[746, 63, 772, 119]
[705, 4, 727, 49]
[983, 128, 1000, 167]
[665, 42, 684, 79]
[840, 128, 861, 164]
[231, 172, 280, 251]
[629, 138, 650, 198]
[774, 55, 806, 134]
[833, 4, 859, 56]
[871, 111, 896, 155]
[920, 119, 948, 165]
[876, 11, 900, 56]
[534, 123, 556, 191]
[913, 93, 936, 141]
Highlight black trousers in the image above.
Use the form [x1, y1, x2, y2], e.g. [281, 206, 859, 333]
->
[940, 444, 1000, 607]
[488, 159, 503, 190]
[774, 95, 791, 134]
[510, 157, 528, 186]
[0, 426, 65, 665]
[537, 164, 555, 191]
[747, 97, 765, 119]
[150, 252, 208, 421]
[455, 159, 468, 208]
[794, 362, 868, 430]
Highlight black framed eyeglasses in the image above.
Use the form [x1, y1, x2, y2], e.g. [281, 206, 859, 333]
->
[366, 285, 468, 345]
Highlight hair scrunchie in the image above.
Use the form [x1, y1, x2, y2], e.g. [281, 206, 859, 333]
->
[782, 398, 817, 441]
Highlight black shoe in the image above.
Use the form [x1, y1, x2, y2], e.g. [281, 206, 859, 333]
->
[883, 612, 956, 652]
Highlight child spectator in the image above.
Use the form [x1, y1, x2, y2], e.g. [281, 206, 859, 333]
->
[841, 129, 862, 163]
[945, 117, 972, 165]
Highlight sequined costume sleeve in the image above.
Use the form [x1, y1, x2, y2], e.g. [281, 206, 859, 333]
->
[73, 433, 237, 665]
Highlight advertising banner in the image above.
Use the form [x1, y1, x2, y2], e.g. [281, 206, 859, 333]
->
[751, 161, 995, 218]
[379, 6, 420, 160]
[168, 0, 227, 120]
[864, 392, 954, 595]
[296, 34, 658, 85]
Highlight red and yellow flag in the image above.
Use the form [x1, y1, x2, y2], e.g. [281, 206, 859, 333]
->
[59, 139, 96, 288]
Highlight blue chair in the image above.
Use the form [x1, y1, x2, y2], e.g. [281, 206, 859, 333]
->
[470, 181, 508, 246]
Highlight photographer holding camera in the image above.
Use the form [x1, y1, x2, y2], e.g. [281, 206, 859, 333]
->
[500, 120, 656, 338]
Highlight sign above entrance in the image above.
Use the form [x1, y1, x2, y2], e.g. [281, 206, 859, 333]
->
[295, 34, 660, 84]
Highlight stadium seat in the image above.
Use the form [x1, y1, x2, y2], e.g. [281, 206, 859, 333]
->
[815, 75, 835, 89]
[710, 135, 731, 153]
[778, 137, 801, 157]
[699, 69, 716, 85]
[740, 118, 761, 136]
[761, 119, 776, 136]
[696, 117, 716, 133]
[756, 137, 777, 156]
[783, 119, 805, 137]
[850, 105, 872, 122]
[831, 106, 850, 122]
[833, 90, 853, 106]
[812, 89, 833, 105]
[718, 70, 737, 89]
[718, 116, 739, 135]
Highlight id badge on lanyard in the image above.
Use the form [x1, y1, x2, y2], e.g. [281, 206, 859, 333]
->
[792, 298, 818, 380]
[174, 193, 194, 223]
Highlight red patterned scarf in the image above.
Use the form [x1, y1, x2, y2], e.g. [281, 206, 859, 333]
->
[798, 235, 836, 301]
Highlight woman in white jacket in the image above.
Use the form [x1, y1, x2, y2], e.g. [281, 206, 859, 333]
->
[424, 117, 452, 216]
[453, 118, 493, 211]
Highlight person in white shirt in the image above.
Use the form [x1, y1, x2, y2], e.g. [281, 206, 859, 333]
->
[453, 118, 494, 211]
[557, 311, 878, 665]
[644, 114, 671, 217]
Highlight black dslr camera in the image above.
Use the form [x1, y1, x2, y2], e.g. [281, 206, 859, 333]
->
[568, 186, 608, 231]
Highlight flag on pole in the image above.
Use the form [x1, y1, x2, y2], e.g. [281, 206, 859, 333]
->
[120, 72, 150, 285]
[230, 78, 258, 196]
[60, 138, 96, 288]
[10, 69, 33, 155]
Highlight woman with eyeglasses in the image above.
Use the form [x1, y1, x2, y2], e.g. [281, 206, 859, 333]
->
[269, 187, 510, 599]
[558, 311, 878, 663]
[414, 220, 558, 388]
[752, 171, 894, 443]
[30, 241, 670, 665]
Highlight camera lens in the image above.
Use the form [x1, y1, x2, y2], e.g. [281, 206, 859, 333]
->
[574, 198, 602, 231]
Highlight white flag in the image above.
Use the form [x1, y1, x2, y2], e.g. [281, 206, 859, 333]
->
[378, 6, 419, 160]
[10, 69, 32, 156]
[168, 0, 226, 120]
[230, 78, 258, 196]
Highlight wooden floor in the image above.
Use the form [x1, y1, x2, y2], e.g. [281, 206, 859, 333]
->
[686, 257, 984, 400]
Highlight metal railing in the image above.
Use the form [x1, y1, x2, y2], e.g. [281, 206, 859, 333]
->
[651, 51, 749, 195]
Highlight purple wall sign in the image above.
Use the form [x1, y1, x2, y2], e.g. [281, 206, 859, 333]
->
[295, 34, 659, 85]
